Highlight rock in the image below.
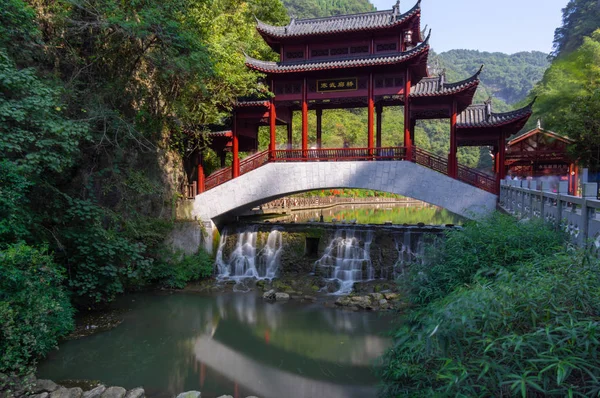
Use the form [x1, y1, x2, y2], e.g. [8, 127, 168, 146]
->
[275, 292, 290, 301]
[123, 389, 144, 398]
[262, 289, 276, 300]
[31, 393, 49, 398]
[370, 293, 384, 301]
[383, 293, 399, 301]
[379, 299, 388, 306]
[303, 295, 317, 301]
[51, 388, 83, 398]
[334, 297, 351, 306]
[290, 295, 302, 300]
[34, 380, 59, 394]
[99, 387, 126, 398]
[83, 386, 106, 398]
[216, 396, 232, 398]
[175, 392, 200, 398]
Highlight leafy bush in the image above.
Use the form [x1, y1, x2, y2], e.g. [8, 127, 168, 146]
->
[0, 244, 74, 375]
[381, 249, 600, 397]
[154, 249, 214, 289]
[403, 213, 565, 304]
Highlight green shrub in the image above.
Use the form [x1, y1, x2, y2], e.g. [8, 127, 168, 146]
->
[0, 244, 74, 375]
[404, 213, 565, 305]
[154, 249, 214, 289]
[381, 249, 600, 397]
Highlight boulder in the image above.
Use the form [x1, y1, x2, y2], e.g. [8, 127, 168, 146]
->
[50, 388, 83, 398]
[383, 293, 399, 301]
[334, 297, 351, 306]
[34, 381, 59, 394]
[303, 296, 317, 301]
[99, 387, 126, 398]
[379, 299, 388, 306]
[83, 386, 106, 398]
[175, 392, 200, 398]
[370, 293, 384, 301]
[262, 289, 276, 300]
[31, 393, 49, 398]
[124, 388, 144, 398]
[275, 292, 290, 301]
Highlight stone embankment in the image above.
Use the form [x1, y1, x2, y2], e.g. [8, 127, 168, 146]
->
[0, 375, 258, 398]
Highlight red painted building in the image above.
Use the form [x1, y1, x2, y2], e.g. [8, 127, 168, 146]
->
[196, 0, 533, 195]
[506, 122, 578, 194]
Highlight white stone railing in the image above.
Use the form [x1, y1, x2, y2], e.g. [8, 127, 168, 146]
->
[499, 179, 600, 247]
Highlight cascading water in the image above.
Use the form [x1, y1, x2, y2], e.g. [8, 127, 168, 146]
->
[391, 230, 426, 278]
[315, 229, 374, 294]
[216, 226, 283, 280]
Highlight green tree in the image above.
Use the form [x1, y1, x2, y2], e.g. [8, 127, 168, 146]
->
[532, 30, 600, 167]
[552, 0, 600, 58]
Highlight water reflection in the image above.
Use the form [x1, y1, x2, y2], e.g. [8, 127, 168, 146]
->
[38, 293, 393, 398]
[259, 203, 463, 225]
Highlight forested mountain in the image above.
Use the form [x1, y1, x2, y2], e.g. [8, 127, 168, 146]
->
[552, 0, 600, 57]
[436, 50, 549, 104]
[282, 0, 374, 19]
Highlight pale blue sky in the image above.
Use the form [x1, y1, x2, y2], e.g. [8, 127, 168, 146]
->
[372, 0, 570, 54]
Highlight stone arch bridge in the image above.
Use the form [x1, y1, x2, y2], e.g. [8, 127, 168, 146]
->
[192, 150, 497, 229]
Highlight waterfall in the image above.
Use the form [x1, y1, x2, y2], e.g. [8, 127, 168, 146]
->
[392, 230, 426, 278]
[315, 229, 374, 294]
[216, 226, 283, 280]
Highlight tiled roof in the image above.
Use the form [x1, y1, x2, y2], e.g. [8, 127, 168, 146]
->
[256, 0, 420, 39]
[245, 35, 429, 74]
[457, 99, 535, 129]
[411, 66, 482, 97]
[205, 130, 232, 137]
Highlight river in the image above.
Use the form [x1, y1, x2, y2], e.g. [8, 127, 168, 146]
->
[38, 292, 395, 398]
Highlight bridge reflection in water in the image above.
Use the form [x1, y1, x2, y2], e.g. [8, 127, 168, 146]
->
[38, 293, 393, 398]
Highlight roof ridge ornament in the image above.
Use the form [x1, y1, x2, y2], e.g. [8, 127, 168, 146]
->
[485, 97, 493, 120]
[476, 64, 484, 76]
[537, 119, 542, 129]
[393, 0, 400, 16]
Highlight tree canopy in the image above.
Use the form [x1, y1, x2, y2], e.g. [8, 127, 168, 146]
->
[552, 0, 600, 58]
[282, 0, 374, 19]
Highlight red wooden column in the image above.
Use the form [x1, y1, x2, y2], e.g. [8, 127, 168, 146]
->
[404, 68, 412, 161]
[269, 101, 277, 159]
[496, 133, 506, 193]
[376, 103, 383, 150]
[302, 78, 308, 159]
[368, 73, 375, 156]
[287, 113, 293, 150]
[232, 112, 240, 178]
[316, 109, 323, 149]
[197, 151, 205, 194]
[449, 100, 458, 178]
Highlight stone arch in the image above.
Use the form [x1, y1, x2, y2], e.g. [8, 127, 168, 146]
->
[193, 161, 497, 225]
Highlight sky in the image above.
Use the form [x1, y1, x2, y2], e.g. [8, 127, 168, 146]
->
[371, 0, 570, 54]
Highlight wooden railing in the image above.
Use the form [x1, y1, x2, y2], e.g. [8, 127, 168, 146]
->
[457, 164, 497, 194]
[271, 147, 406, 162]
[199, 146, 499, 196]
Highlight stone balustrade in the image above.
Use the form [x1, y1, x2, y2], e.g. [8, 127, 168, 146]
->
[499, 179, 600, 247]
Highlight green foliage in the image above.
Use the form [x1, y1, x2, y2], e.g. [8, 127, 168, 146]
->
[0, 0, 41, 63]
[531, 30, 600, 168]
[381, 247, 600, 397]
[282, 0, 374, 19]
[0, 244, 74, 375]
[379, 214, 600, 397]
[552, 0, 600, 58]
[403, 213, 565, 305]
[154, 249, 214, 289]
[0, 161, 32, 244]
[0, 49, 88, 175]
